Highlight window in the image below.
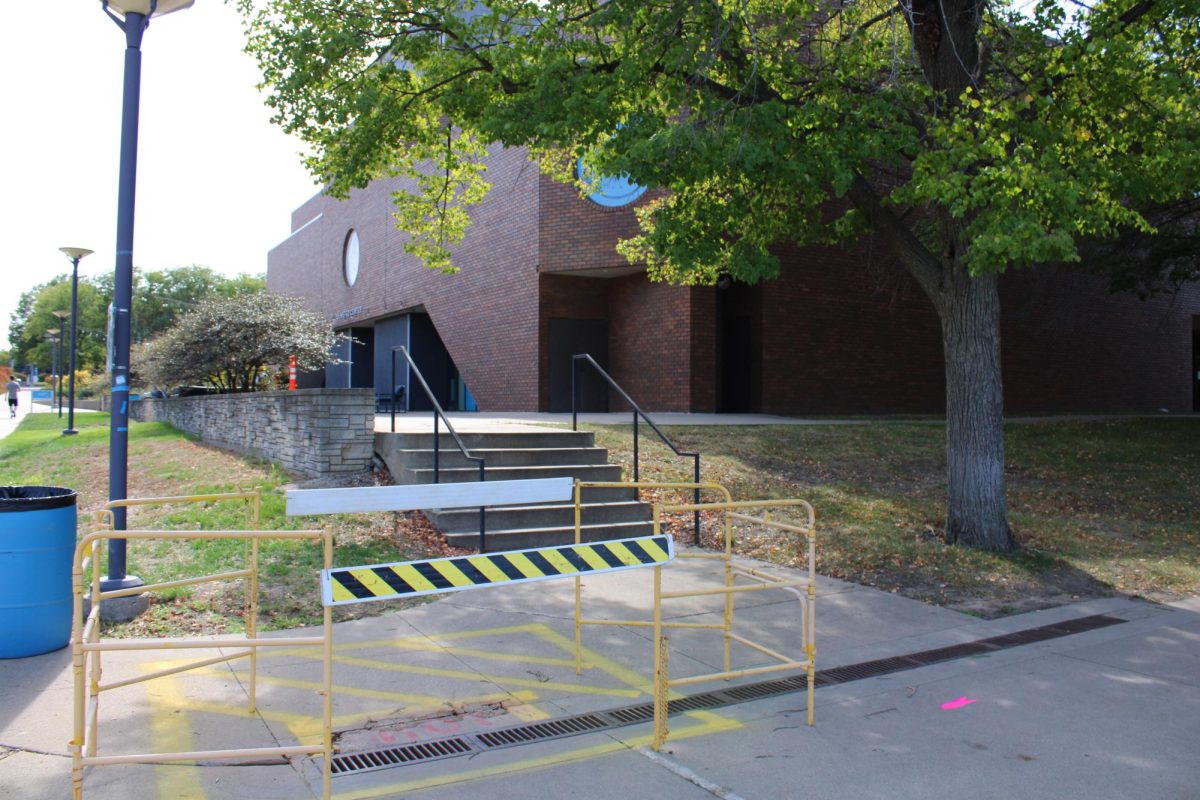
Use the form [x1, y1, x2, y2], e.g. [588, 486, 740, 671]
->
[343, 230, 360, 287]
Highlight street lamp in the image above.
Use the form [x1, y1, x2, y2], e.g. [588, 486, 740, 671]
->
[51, 310, 69, 415]
[45, 329, 62, 409]
[98, 0, 193, 596]
[59, 248, 93, 435]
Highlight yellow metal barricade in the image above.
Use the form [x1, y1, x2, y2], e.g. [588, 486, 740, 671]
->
[571, 481, 733, 674]
[650, 498, 816, 749]
[70, 493, 334, 800]
[572, 482, 817, 750]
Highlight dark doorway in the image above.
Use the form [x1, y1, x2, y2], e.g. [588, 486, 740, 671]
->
[1193, 316, 1199, 412]
[549, 318, 609, 412]
[326, 326, 374, 388]
[719, 315, 753, 412]
[717, 282, 759, 412]
[350, 328, 374, 388]
[408, 313, 461, 411]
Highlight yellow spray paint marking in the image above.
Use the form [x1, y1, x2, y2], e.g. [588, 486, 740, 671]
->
[140, 619, 747, 798]
[329, 653, 642, 698]
[530, 624, 654, 694]
[141, 667, 205, 799]
[216, 669, 538, 708]
[508, 703, 552, 722]
[267, 622, 574, 658]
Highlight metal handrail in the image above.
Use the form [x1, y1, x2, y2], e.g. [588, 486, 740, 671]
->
[390, 346, 488, 551]
[570, 353, 702, 544]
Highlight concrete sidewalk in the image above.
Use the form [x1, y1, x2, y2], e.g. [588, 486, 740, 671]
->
[2, 548, 1197, 800]
[374, 410, 864, 434]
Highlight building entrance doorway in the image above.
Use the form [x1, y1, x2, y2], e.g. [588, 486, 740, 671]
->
[1192, 316, 1199, 412]
[717, 283, 759, 413]
[548, 318, 608, 412]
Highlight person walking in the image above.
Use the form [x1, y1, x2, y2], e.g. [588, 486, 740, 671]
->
[6, 377, 19, 418]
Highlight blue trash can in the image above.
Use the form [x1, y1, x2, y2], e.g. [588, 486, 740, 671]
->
[0, 486, 78, 658]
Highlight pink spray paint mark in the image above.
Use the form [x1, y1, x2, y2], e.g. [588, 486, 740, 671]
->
[941, 696, 977, 710]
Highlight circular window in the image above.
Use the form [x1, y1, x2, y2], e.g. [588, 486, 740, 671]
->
[343, 230, 360, 287]
[576, 158, 647, 208]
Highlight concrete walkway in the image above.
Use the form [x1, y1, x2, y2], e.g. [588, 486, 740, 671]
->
[0, 389, 56, 440]
[375, 410, 1195, 434]
[374, 410, 861, 434]
[2, 550, 1197, 800]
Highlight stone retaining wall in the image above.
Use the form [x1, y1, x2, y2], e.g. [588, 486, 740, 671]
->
[131, 389, 374, 477]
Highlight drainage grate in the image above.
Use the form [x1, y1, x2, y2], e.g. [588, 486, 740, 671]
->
[330, 737, 473, 775]
[475, 714, 609, 748]
[329, 613, 1124, 777]
[605, 704, 654, 724]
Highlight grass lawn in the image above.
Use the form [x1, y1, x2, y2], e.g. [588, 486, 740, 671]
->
[582, 417, 1199, 616]
[0, 413, 448, 636]
[2, 413, 1195, 632]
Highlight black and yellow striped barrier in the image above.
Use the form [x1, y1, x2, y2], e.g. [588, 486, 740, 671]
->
[321, 535, 675, 607]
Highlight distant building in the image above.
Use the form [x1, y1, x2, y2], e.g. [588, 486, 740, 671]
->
[268, 147, 1200, 414]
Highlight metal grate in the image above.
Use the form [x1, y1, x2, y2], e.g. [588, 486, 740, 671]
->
[330, 737, 473, 775]
[329, 613, 1125, 776]
[605, 704, 655, 724]
[475, 714, 609, 748]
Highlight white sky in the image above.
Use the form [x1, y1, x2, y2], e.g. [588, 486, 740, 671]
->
[0, 1, 321, 350]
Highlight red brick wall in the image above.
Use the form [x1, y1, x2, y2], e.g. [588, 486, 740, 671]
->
[270, 145, 1200, 416]
[268, 147, 541, 410]
[757, 244, 946, 414]
[289, 192, 326, 233]
[1000, 268, 1199, 413]
[754, 246, 1200, 415]
[607, 275, 700, 411]
[538, 174, 650, 272]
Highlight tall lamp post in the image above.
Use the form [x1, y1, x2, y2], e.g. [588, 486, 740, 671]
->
[51, 310, 69, 415]
[45, 329, 61, 407]
[59, 248, 93, 435]
[99, 0, 193, 596]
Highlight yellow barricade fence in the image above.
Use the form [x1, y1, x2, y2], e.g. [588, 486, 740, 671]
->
[70, 492, 334, 800]
[572, 481, 733, 674]
[650, 498, 816, 750]
[572, 482, 817, 750]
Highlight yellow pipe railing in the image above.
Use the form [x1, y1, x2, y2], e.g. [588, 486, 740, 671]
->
[573, 482, 734, 674]
[69, 492, 334, 800]
[649, 498, 817, 750]
[571, 482, 819, 750]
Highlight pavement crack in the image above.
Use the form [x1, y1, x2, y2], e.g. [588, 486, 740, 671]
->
[638, 746, 747, 800]
[0, 743, 71, 759]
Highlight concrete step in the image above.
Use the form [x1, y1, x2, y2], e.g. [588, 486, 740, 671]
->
[429, 500, 651, 534]
[378, 430, 595, 452]
[395, 447, 610, 470]
[446, 520, 656, 551]
[403, 464, 624, 484]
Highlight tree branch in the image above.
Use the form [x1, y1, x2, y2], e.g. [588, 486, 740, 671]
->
[847, 175, 943, 299]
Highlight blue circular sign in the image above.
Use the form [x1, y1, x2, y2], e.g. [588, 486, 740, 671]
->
[577, 158, 647, 207]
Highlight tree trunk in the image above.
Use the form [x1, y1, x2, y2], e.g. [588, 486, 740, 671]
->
[936, 270, 1015, 551]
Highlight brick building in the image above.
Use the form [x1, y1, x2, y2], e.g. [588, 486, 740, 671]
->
[268, 147, 1200, 415]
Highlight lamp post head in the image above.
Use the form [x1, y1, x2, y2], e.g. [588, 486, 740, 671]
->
[52, 310, 70, 320]
[46, 329, 61, 338]
[59, 247, 94, 262]
[101, 0, 194, 18]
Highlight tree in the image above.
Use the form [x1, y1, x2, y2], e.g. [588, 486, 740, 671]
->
[132, 266, 266, 343]
[8, 267, 268, 378]
[133, 292, 339, 393]
[240, 0, 1200, 551]
[8, 277, 110, 376]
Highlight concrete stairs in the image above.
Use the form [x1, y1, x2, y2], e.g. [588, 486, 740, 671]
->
[374, 430, 652, 550]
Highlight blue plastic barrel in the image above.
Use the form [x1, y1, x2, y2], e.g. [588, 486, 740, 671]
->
[0, 486, 77, 658]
